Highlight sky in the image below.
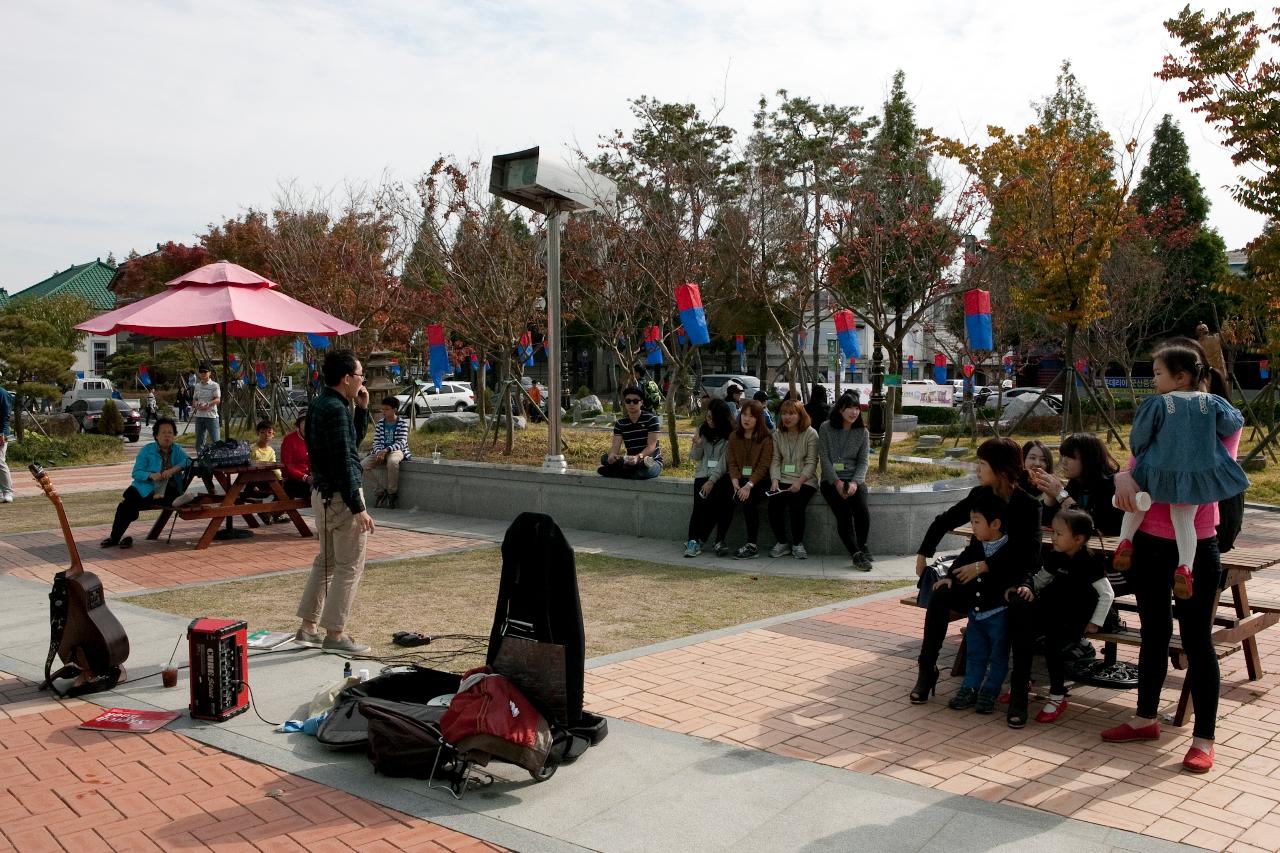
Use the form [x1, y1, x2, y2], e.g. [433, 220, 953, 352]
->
[1, 0, 1270, 293]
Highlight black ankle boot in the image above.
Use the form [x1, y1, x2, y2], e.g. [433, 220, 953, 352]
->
[910, 664, 940, 704]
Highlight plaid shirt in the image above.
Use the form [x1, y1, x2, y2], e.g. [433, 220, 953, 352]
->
[305, 387, 369, 513]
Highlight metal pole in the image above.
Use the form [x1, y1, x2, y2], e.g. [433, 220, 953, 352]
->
[869, 340, 886, 447]
[543, 206, 568, 471]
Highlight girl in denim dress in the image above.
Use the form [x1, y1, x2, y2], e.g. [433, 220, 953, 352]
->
[1112, 342, 1248, 599]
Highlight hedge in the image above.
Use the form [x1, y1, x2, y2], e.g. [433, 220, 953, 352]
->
[901, 405, 959, 425]
[7, 434, 124, 467]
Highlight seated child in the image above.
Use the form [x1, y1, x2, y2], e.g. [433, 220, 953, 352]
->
[1009, 508, 1115, 723]
[937, 491, 1021, 714]
[249, 418, 280, 476]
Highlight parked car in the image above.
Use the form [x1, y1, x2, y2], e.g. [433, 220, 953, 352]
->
[397, 381, 476, 415]
[700, 374, 761, 400]
[65, 397, 142, 441]
[60, 378, 117, 412]
[1001, 387, 1064, 413]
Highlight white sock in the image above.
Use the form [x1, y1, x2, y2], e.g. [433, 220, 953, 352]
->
[1043, 693, 1065, 714]
[1118, 508, 1144, 543]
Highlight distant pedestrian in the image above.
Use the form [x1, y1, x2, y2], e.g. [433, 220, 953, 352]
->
[294, 349, 374, 655]
[144, 389, 157, 425]
[192, 363, 221, 454]
[0, 380, 12, 503]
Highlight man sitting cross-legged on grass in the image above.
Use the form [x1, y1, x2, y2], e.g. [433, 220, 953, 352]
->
[598, 385, 663, 480]
[101, 418, 191, 549]
[362, 396, 410, 509]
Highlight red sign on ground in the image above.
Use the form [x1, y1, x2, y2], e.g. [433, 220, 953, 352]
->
[79, 708, 181, 734]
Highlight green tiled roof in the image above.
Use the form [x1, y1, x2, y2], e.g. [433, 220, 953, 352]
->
[10, 260, 116, 311]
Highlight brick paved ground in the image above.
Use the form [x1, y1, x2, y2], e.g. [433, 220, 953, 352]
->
[585, 571, 1280, 853]
[0, 522, 481, 593]
[0, 672, 504, 852]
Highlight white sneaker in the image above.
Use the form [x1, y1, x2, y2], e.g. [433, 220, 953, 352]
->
[0, 492, 12, 504]
[792, 544, 807, 560]
[769, 543, 792, 558]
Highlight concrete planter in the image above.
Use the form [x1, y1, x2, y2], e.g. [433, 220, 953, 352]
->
[395, 458, 975, 557]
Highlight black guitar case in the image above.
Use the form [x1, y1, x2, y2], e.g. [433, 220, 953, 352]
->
[487, 513, 606, 756]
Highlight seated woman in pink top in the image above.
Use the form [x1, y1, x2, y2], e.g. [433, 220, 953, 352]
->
[280, 414, 311, 500]
[1106, 338, 1245, 775]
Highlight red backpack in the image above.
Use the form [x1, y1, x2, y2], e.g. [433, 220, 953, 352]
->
[440, 669, 552, 776]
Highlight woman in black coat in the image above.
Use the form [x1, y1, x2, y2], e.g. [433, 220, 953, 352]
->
[911, 438, 1043, 716]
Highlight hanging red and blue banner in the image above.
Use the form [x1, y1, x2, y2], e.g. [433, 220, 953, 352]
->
[675, 283, 710, 345]
[1003, 354, 1014, 375]
[518, 331, 534, 367]
[389, 358, 401, 379]
[254, 361, 267, 389]
[470, 354, 480, 374]
[427, 324, 450, 389]
[933, 352, 947, 385]
[645, 325, 664, 366]
[543, 336, 551, 356]
[1262, 360, 1271, 380]
[797, 328, 808, 351]
[734, 334, 745, 353]
[675, 327, 688, 348]
[137, 365, 152, 388]
[228, 353, 241, 375]
[963, 289, 993, 351]
[833, 310, 861, 361]
[906, 354, 914, 376]
[309, 361, 320, 388]
[306, 333, 330, 349]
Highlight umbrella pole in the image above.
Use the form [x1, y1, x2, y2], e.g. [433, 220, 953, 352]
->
[220, 324, 229, 437]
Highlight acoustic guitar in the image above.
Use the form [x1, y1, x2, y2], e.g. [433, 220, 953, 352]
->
[29, 464, 130, 696]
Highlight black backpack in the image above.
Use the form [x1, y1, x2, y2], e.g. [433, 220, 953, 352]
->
[316, 667, 461, 750]
[360, 699, 456, 779]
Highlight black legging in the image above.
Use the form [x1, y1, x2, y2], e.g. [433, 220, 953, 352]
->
[1131, 530, 1224, 740]
[687, 477, 732, 543]
[917, 580, 971, 670]
[820, 481, 870, 556]
[721, 477, 766, 544]
[283, 478, 311, 500]
[767, 485, 817, 545]
[1007, 586, 1094, 698]
[109, 485, 174, 541]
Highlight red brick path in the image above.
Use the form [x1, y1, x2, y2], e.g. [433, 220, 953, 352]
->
[0, 522, 481, 594]
[0, 673, 503, 852]
[585, 576, 1280, 852]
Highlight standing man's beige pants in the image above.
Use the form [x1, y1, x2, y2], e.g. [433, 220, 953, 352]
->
[296, 490, 369, 633]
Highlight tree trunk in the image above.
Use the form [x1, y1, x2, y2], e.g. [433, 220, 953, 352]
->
[878, 387, 895, 474]
[1061, 324, 1077, 439]
[665, 390, 680, 467]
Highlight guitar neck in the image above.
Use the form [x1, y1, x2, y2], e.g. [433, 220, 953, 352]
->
[28, 465, 83, 575]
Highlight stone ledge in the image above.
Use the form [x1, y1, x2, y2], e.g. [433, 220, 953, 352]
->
[394, 458, 975, 557]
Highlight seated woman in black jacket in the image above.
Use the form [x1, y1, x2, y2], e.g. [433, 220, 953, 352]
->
[1005, 432, 1126, 726]
[911, 438, 1043, 708]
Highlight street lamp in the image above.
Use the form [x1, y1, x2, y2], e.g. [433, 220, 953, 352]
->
[869, 343, 887, 446]
[490, 147, 617, 471]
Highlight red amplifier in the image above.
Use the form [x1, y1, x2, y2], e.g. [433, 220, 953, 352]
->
[188, 618, 248, 721]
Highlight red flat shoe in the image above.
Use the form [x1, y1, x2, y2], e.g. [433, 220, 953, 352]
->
[1112, 539, 1134, 572]
[1100, 721, 1161, 742]
[1173, 564, 1194, 600]
[997, 692, 1010, 704]
[1183, 746, 1214, 774]
[1036, 698, 1068, 724]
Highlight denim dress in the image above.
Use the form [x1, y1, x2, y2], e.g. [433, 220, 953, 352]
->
[1131, 391, 1249, 505]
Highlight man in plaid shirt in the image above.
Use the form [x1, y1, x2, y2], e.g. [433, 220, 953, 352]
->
[362, 395, 411, 509]
[294, 350, 373, 655]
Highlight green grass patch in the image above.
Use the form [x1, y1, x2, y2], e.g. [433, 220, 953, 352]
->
[1, 489, 123, 533]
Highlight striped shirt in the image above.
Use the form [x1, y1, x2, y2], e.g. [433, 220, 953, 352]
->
[613, 412, 662, 461]
[371, 417, 411, 457]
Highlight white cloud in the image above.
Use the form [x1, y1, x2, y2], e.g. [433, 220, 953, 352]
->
[1, 0, 1269, 291]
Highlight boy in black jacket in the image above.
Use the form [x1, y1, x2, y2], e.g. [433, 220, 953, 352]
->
[938, 491, 1021, 714]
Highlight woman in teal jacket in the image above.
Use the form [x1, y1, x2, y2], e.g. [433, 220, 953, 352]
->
[101, 418, 191, 548]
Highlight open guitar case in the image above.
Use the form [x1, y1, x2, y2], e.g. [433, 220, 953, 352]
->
[486, 512, 608, 765]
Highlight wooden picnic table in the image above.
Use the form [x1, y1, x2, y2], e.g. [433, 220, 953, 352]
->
[947, 524, 1280, 725]
[146, 462, 312, 550]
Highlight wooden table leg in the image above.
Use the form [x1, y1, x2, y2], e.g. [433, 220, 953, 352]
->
[267, 479, 312, 537]
[1233, 582, 1264, 681]
[194, 475, 245, 550]
[147, 509, 173, 540]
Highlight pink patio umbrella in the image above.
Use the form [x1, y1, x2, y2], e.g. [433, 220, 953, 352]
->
[77, 261, 359, 412]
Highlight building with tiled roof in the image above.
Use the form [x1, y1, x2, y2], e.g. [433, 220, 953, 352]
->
[9, 260, 118, 377]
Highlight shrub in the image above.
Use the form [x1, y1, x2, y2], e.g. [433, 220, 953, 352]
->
[99, 399, 125, 436]
[575, 385, 592, 399]
[8, 433, 123, 466]
[902, 406, 959, 425]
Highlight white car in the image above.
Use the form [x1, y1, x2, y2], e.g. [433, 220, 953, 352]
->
[397, 382, 476, 415]
[700, 374, 761, 400]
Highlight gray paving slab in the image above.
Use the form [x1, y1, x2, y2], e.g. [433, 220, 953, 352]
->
[0, 573, 1198, 853]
